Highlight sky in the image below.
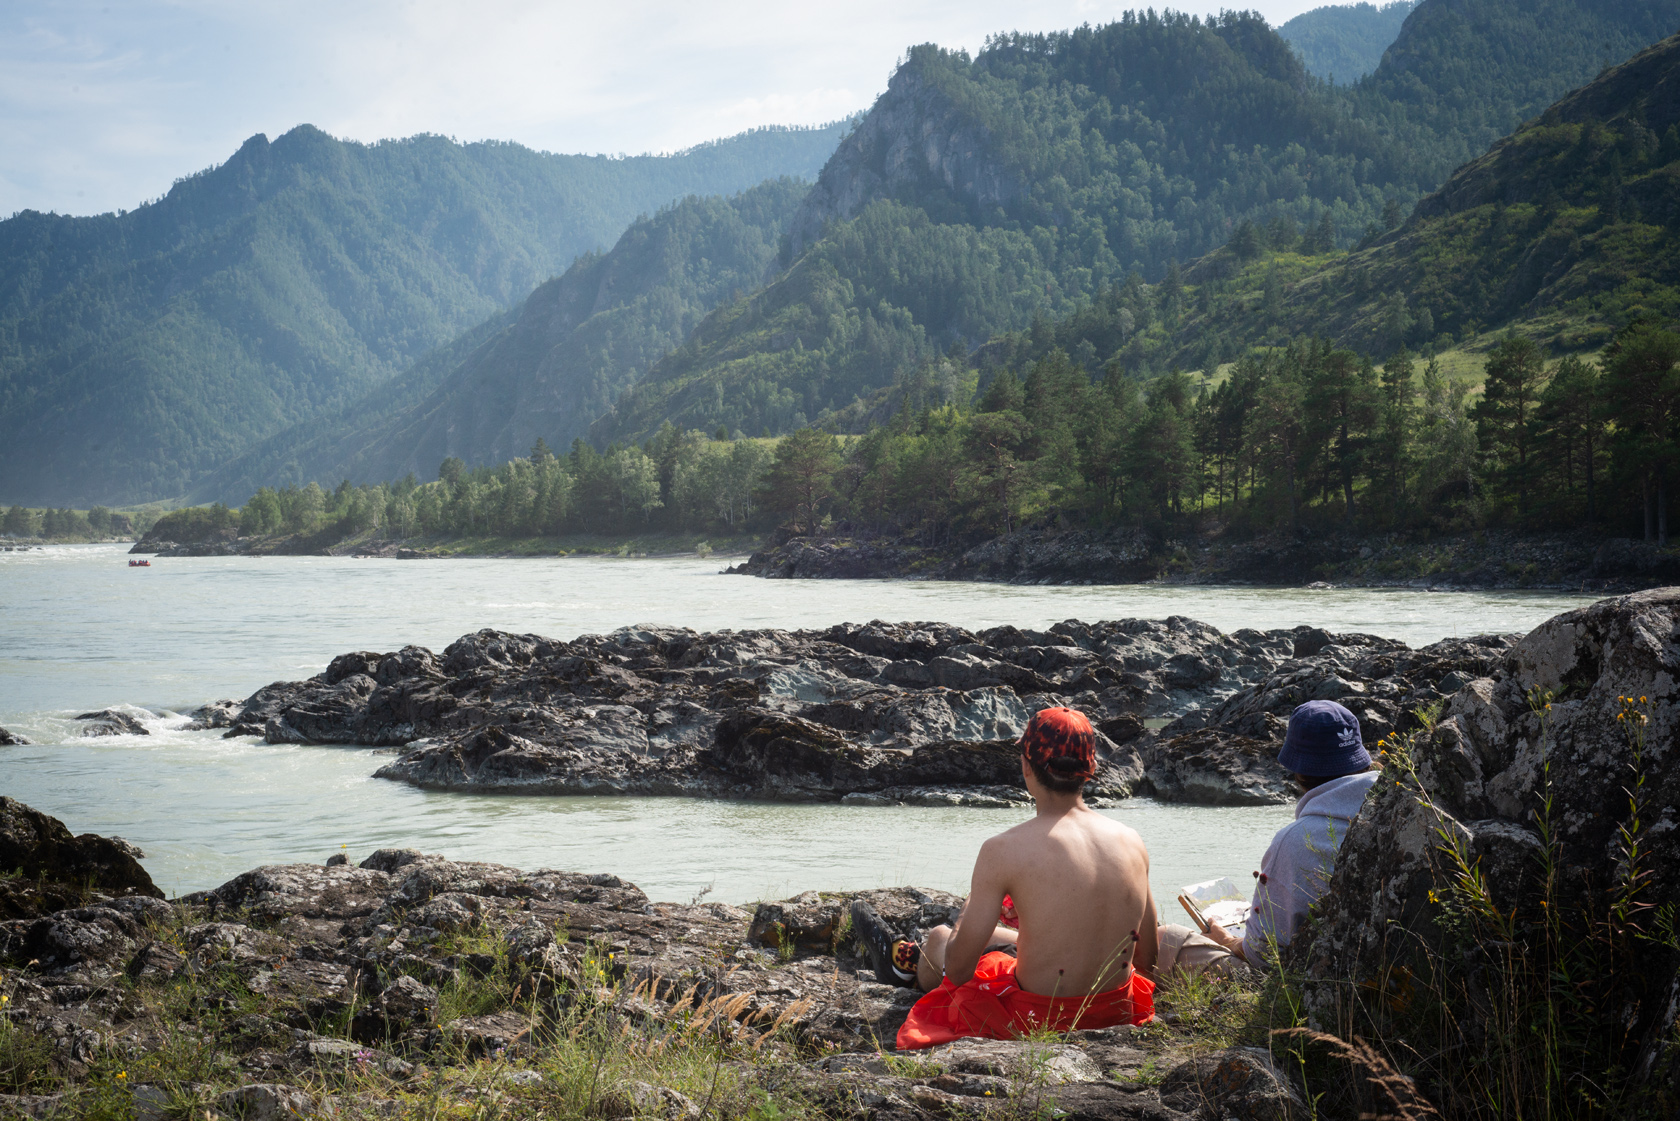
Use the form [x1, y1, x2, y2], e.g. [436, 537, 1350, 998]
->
[1, 0, 1337, 217]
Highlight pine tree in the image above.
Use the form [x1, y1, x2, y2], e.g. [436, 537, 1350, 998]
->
[1600, 322, 1680, 542]
[1373, 349, 1418, 524]
[1475, 334, 1548, 518]
[757, 428, 842, 536]
[1535, 355, 1603, 524]
[1315, 210, 1337, 254]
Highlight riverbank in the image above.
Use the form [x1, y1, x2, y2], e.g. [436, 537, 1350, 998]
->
[128, 519, 1680, 593]
[131, 527, 759, 560]
[0, 798, 1294, 1121]
[730, 525, 1680, 592]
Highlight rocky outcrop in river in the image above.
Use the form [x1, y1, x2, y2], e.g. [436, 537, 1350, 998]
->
[206, 617, 1520, 808]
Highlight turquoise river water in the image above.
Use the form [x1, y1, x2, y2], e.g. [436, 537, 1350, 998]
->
[0, 543, 1598, 906]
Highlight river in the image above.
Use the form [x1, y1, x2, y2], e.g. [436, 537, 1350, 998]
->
[0, 543, 1599, 905]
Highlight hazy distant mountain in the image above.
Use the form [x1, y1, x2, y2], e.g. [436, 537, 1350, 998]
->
[0, 122, 848, 505]
[192, 179, 810, 502]
[1279, 1, 1417, 84]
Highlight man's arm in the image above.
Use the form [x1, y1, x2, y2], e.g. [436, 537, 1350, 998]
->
[1134, 891, 1160, 982]
[943, 839, 1008, 988]
[1205, 919, 1248, 963]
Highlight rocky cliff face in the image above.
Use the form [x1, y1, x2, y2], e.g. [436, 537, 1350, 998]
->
[788, 61, 1021, 259]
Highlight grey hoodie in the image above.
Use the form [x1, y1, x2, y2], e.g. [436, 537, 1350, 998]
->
[1241, 771, 1378, 966]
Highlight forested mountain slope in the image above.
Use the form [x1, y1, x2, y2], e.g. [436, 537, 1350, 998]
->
[1354, 0, 1680, 184]
[192, 180, 809, 502]
[592, 12, 1408, 444]
[0, 122, 846, 505]
[590, 0, 1680, 448]
[1168, 31, 1680, 361]
[1279, 1, 1416, 84]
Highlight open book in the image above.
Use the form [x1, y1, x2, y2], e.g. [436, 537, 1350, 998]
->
[1177, 877, 1250, 940]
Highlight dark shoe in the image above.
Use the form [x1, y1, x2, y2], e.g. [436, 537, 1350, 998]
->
[851, 900, 919, 987]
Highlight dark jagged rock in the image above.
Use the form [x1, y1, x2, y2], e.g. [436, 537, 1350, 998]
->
[184, 699, 242, 730]
[0, 799, 162, 919]
[0, 725, 30, 745]
[197, 617, 1533, 806]
[1138, 631, 1520, 805]
[73, 708, 150, 736]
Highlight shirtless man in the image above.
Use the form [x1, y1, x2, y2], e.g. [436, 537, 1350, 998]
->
[852, 707, 1159, 1047]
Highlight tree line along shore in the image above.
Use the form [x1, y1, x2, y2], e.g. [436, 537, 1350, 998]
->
[99, 317, 1680, 585]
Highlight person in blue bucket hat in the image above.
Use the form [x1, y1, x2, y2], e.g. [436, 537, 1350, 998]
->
[1201, 699, 1378, 968]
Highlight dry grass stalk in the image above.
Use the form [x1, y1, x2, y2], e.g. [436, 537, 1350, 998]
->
[1273, 1027, 1442, 1121]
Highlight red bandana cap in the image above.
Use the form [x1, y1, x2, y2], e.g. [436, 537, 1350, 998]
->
[1019, 706, 1097, 782]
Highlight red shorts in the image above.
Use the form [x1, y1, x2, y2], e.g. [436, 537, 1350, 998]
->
[896, 950, 1155, 1050]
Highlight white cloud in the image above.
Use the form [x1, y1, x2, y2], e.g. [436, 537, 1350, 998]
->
[0, 0, 1337, 215]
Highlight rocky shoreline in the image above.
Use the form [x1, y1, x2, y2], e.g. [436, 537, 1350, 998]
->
[0, 797, 1302, 1121]
[182, 617, 1516, 809]
[728, 526, 1680, 592]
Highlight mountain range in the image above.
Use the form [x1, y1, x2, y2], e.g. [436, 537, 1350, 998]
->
[584, 0, 1680, 447]
[5, 0, 1680, 508]
[0, 123, 847, 506]
[194, 179, 809, 500]
[1188, 30, 1680, 362]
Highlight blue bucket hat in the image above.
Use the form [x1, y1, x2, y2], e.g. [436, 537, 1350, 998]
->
[1278, 700, 1370, 777]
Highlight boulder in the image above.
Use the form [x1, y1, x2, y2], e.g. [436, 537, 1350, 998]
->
[0, 725, 30, 745]
[0, 905, 144, 971]
[1295, 588, 1680, 1110]
[1141, 728, 1296, 805]
[184, 700, 241, 730]
[73, 708, 150, 736]
[1160, 1047, 1307, 1119]
[0, 798, 161, 900]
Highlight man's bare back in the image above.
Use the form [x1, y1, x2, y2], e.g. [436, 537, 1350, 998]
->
[914, 709, 1158, 996]
[932, 798, 1157, 995]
